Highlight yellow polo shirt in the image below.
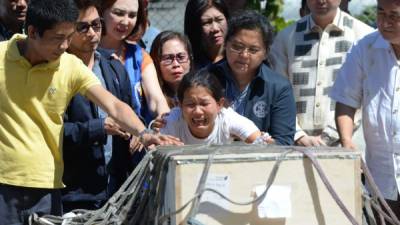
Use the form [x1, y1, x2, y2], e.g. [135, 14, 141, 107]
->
[0, 34, 101, 188]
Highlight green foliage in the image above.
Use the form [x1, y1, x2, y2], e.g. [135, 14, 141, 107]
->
[355, 5, 377, 28]
[246, 0, 294, 32]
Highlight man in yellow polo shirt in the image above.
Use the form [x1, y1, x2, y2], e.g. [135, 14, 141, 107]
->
[0, 0, 181, 224]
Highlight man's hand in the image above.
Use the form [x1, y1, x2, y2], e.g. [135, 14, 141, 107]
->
[104, 117, 130, 140]
[141, 132, 183, 148]
[129, 132, 184, 154]
[295, 135, 327, 147]
[129, 136, 144, 154]
[341, 138, 356, 150]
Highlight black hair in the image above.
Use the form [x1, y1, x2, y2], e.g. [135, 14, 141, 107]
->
[25, 0, 79, 37]
[225, 10, 274, 53]
[177, 68, 224, 104]
[73, 0, 100, 11]
[299, 0, 310, 17]
[184, 0, 230, 66]
[301, 0, 307, 10]
[150, 30, 194, 104]
[0, 1, 6, 20]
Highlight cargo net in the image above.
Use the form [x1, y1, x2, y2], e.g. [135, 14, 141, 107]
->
[30, 146, 400, 225]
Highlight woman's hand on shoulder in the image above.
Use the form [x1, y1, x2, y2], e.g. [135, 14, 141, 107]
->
[141, 132, 183, 149]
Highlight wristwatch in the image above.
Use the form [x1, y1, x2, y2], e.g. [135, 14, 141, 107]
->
[138, 128, 155, 144]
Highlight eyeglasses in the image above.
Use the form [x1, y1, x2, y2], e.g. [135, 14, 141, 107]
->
[76, 18, 102, 34]
[161, 53, 189, 65]
[229, 42, 263, 55]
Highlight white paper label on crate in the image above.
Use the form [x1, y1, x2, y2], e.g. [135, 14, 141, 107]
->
[254, 185, 292, 218]
[200, 174, 230, 209]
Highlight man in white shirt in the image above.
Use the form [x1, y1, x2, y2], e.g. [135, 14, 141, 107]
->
[330, 0, 400, 220]
[270, 0, 373, 147]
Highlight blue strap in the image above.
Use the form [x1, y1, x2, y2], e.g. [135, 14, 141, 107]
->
[125, 44, 143, 117]
[124, 44, 154, 124]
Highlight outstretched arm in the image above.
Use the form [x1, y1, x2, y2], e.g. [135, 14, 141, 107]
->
[85, 85, 182, 147]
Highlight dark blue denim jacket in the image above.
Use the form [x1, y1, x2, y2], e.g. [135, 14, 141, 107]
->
[62, 55, 132, 210]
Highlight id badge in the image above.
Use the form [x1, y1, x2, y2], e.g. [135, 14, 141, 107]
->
[393, 153, 400, 193]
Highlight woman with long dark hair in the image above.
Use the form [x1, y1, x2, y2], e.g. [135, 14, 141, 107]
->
[184, 0, 230, 69]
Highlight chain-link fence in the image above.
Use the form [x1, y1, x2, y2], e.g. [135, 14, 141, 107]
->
[148, 0, 188, 33]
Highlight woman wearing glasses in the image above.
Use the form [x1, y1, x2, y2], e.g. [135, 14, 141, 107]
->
[98, 0, 169, 125]
[150, 31, 193, 108]
[210, 10, 296, 145]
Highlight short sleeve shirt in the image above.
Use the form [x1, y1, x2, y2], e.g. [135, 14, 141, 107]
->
[330, 31, 400, 200]
[160, 107, 259, 145]
[0, 34, 101, 188]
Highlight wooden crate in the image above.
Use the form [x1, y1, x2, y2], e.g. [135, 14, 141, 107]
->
[161, 145, 362, 225]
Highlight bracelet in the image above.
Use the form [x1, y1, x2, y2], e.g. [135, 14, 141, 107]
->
[138, 128, 155, 144]
[147, 119, 156, 130]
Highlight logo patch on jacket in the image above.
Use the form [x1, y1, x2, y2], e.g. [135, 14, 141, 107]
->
[253, 101, 267, 118]
[48, 87, 57, 96]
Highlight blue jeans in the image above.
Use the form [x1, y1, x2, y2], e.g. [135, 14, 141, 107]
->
[0, 183, 62, 225]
